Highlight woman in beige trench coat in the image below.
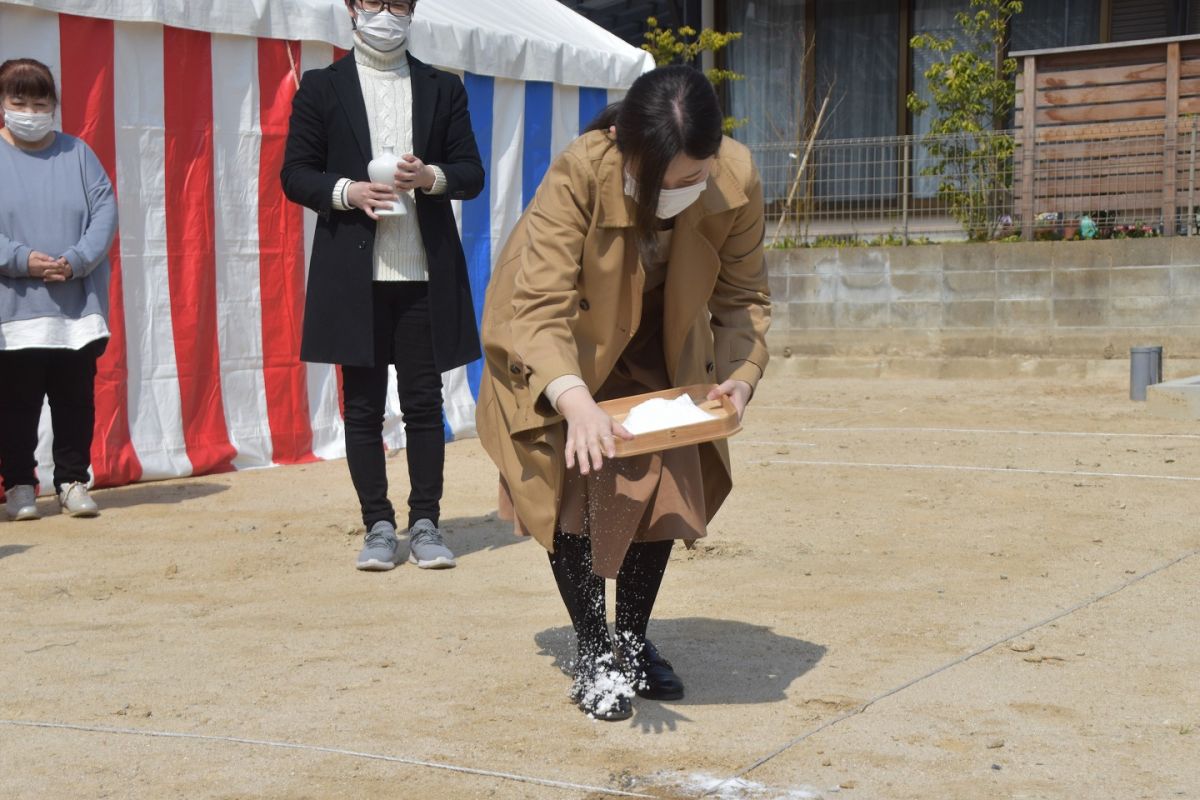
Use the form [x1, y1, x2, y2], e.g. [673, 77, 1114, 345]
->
[476, 66, 770, 720]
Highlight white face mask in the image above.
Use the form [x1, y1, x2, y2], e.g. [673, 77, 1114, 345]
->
[624, 171, 707, 219]
[4, 108, 55, 143]
[355, 10, 411, 52]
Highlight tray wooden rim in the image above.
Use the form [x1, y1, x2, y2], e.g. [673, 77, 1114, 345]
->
[598, 383, 742, 458]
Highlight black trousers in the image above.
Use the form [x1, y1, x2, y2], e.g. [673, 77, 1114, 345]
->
[548, 530, 674, 660]
[342, 282, 445, 530]
[0, 338, 105, 493]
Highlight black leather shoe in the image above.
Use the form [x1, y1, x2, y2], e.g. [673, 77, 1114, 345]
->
[624, 639, 685, 701]
[570, 656, 634, 721]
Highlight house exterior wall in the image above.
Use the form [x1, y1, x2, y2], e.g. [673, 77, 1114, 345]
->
[559, 0, 1200, 147]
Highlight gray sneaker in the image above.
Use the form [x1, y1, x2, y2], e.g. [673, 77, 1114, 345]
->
[408, 519, 456, 569]
[356, 521, 401, 571]
[58, 482, 99, 518]
[5, 485, 39, 521]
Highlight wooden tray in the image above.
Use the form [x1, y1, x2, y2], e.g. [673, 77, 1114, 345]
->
[598, 383, 742, 458]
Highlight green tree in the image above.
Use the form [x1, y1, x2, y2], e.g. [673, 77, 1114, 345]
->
[907, 0, 1022, 240]
[641, 17, 746, 134]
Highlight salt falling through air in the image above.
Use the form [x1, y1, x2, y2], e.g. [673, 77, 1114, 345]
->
[621, 394, 715, 435]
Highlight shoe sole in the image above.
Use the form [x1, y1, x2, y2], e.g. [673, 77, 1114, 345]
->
[409, 554, 456, 569]
[574, 696, 633, 721]
[62, 508, 99, 518]
[8, 510, 40, 521]
[356, 558, 398, 571]
[636, 686, 685, 701]
[584, 706, 633, 721]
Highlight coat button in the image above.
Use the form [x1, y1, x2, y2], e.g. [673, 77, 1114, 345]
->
[358, 241, 367, 250]
[706, 361, 715, 373]
[579, 298, 590, 311]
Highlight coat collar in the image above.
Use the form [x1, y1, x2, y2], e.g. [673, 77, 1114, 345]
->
[407, 52, 438, 159]
[331, 53, 372, 164]
[331, 50, 438, 164]
[595, 132, 750, 229]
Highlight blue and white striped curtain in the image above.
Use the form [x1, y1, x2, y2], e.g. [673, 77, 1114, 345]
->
[413, 76, 615, 444]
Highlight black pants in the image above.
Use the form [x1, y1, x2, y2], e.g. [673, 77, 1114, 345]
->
[0, 338, 105, 493]
[548, 530, 674, 660]
[342, 282, 444, 530]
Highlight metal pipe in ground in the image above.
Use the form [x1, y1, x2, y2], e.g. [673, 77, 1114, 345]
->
[1130, 346, 1164, 401]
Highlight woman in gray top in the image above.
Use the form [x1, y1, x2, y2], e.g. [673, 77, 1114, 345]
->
[0, 58, 117, 521]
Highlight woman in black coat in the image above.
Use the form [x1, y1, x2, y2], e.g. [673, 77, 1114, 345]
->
[282, 0, 484, 572]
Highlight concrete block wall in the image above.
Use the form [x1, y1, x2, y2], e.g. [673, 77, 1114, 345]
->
[767, 239, 1200, 359]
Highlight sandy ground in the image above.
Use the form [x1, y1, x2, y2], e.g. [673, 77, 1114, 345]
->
[1, 369, 1197, 800]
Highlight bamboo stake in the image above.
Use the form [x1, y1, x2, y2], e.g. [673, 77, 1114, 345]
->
[771, 94, 829, 247]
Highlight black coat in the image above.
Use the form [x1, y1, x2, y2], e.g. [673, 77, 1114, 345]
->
[281, 52, 484, 370]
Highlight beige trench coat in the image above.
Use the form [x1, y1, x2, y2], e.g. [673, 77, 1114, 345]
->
[475, 129, 771, 551]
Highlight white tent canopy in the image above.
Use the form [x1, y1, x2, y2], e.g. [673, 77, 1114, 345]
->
[1, 0, 654, 87]
[1, 0, 652, 489]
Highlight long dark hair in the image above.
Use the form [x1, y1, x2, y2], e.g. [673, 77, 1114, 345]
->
[585, 65, 723, 249]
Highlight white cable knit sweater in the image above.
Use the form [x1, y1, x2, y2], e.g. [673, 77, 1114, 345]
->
[340, 36, 443, 282]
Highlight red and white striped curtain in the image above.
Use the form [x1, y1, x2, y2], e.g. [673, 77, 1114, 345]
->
[1, 6, 359, 489]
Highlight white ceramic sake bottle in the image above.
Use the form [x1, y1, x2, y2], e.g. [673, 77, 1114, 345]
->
[366, 145, 406, 217]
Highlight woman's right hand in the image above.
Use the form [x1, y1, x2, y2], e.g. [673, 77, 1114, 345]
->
[346, 181, 399, 221]
[27, 251, 70, 282]
[557, 386, 633, 475]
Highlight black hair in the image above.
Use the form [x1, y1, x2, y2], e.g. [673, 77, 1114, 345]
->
[585, 65, 722, 249]
[0, 59, 57, 106]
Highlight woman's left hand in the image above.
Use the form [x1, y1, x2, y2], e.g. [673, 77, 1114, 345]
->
[707, 379, 753, 421]
[43, 258, 72, 282]
[28, 251, 72, 282]
[395, 155, 434, 192]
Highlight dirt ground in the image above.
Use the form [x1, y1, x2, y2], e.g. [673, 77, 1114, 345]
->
[1, 367, 1197, 800]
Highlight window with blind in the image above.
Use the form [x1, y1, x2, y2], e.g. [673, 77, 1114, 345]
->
[1010, 0, 1101, 51]
[1110, 0, 1173, 41]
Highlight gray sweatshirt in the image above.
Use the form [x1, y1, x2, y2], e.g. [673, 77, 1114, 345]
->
[0, 132, 117, 334]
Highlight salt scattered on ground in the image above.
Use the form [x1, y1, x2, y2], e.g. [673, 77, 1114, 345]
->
[622, 395, 715, 435]
[657, 772, 825, 799]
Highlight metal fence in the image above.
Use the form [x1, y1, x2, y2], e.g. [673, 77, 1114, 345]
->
[751, 123, 1193, 245]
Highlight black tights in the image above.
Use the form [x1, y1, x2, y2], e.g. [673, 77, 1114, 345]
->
[547, 530, 673, 662]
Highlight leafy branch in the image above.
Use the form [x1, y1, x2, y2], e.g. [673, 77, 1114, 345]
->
[907, 0, 1023, 240]
[642, 16, 747, 134]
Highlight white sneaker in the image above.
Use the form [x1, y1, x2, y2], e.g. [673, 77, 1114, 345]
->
[5, 485, 39, 521]
[58, 482, 99, 518]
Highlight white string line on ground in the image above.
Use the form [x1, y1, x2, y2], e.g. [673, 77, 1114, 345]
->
[700, 547, 1200, 799]
[768, 459, 1200, 483]
[733, 440, 818, 448]
[753, 424, 1200, 440]
[0, 720, 656, 799]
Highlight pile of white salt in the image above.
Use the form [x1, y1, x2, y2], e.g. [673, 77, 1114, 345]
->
[572, 652, 635, 720]
[621, 394, 715, 436]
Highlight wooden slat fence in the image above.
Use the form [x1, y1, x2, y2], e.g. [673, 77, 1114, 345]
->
[1014, 35, 1200, 238]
